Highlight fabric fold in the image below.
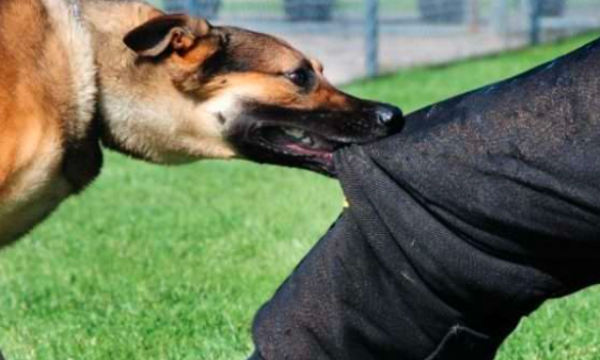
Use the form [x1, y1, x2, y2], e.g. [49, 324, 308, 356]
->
[251, 36, 600, 359]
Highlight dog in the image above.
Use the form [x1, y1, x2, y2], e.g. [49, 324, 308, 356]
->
[0, 0, 403, 247]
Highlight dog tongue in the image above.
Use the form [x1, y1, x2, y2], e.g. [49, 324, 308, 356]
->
[286, 143, 333, 161]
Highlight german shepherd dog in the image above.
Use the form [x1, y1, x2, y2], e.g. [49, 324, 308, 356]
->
[0, 0, 403, 247]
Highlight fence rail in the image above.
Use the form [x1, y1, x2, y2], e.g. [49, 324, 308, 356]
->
[149, 0, 600, 83]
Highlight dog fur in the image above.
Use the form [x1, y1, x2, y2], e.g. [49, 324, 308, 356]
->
[0, 0, 403, 247]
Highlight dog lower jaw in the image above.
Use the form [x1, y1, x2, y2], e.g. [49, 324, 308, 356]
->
[284, 143, 336, 176]
[226, 122, 358, 176]
[233, 139, 338, 177]
[243, 154, 338, 178]
[285, 144, 334, 162]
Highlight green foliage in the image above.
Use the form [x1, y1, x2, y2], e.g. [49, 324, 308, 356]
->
[1, 33, 599, 359]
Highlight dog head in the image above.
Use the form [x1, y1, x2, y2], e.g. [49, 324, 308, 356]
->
[105, 13, 403, 176]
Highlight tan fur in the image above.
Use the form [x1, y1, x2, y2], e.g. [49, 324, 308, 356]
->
[203, 73, 354, 110]
[0, 0, 381, 247]
[0, 0, 84, 244]
[0, 0, 237, 246]
[83, 2, 236, 163]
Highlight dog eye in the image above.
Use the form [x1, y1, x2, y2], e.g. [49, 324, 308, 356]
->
[285, 68, 311, 88]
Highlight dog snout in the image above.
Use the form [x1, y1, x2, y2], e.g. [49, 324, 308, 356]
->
[375, 104, 404, 131]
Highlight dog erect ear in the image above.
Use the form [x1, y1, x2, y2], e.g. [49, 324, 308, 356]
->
[124, 14, 211, 57]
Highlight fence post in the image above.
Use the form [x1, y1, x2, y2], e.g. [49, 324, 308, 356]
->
[492, 0, 509, 36]
[529, 0, 542, 45]
[468, 0, 480, 33]
[365, 0, 379, 78]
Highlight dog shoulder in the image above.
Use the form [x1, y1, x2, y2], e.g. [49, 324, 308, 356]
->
[0, 0, 100, 246]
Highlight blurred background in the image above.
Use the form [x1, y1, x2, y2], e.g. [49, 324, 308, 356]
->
[148, 0, 600, 84]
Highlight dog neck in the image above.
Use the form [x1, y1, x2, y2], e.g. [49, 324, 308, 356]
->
[35, 0, 101, 191]
[39, 0, 97, 143]
[80, 0, 213, 164]
[80, 0, 236, 164]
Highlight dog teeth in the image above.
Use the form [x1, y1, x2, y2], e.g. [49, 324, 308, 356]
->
[301, 136, 314, 146]
[283, 127, 307, 139]
[282, 127, 315, 147]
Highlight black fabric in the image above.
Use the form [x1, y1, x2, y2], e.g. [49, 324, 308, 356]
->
[249, 36, 600, 360]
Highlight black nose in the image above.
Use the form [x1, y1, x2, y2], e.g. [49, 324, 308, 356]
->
[376, 104, 404, 130]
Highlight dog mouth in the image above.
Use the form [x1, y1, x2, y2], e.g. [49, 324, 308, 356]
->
[228, 103, 404, 177]
[248, 125, 343, 176]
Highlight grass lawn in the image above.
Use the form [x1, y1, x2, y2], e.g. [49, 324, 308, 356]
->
[1, 33, 600, 360]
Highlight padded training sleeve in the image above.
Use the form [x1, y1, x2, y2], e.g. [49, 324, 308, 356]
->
[250, 37, 600, 360]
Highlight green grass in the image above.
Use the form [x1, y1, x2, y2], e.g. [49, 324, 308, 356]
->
[1, 33, 600, 360]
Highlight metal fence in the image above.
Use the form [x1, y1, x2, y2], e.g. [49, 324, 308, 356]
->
[149, 0, 600, 84]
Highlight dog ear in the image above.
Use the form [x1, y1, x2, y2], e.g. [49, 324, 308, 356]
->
[124, 14, 211, 57]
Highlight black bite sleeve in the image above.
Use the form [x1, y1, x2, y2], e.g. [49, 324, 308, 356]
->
[250, 37, 600, 360]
